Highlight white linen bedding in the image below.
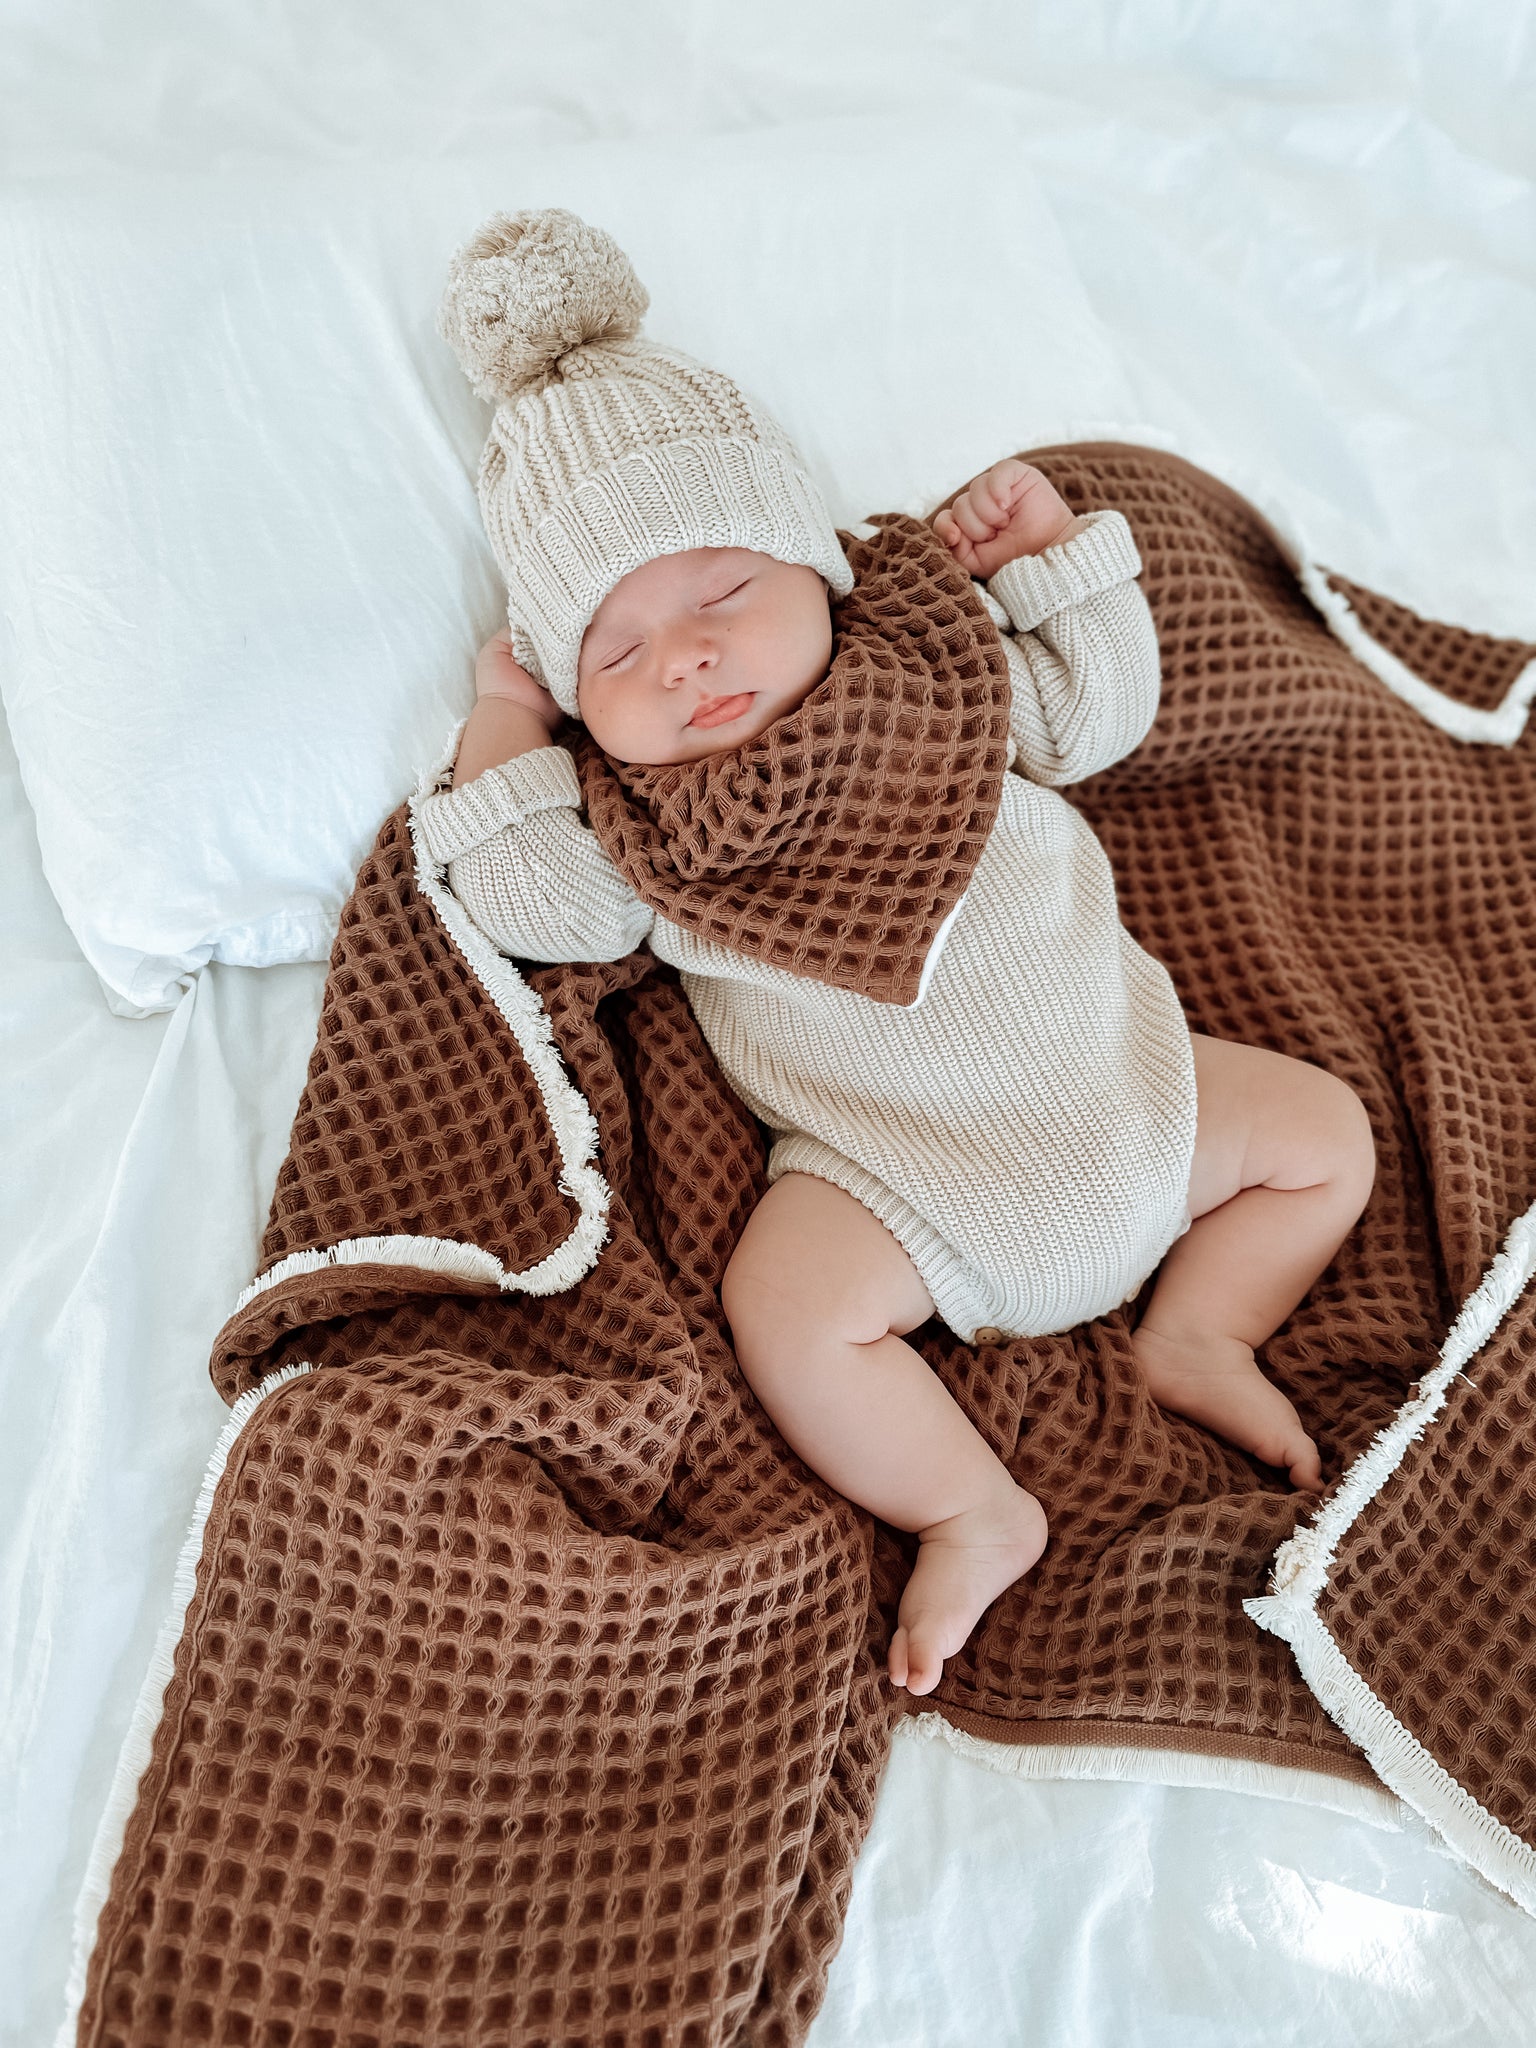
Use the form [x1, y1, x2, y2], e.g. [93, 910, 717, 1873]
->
[5, 6, 1536, 2044]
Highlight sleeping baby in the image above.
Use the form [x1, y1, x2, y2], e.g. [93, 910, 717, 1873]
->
[419, 208, 1377, 1697]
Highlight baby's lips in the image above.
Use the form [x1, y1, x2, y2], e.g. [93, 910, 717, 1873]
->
[687, 691, 755, 730]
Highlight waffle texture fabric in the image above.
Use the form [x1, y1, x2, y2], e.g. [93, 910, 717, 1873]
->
[76, 447, 1536, 2048]
[435, 207, 853, 716]
[569, 517, 1012, 1007]
[423, 503, 1197, 1345]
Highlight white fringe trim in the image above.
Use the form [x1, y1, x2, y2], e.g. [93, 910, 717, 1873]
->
[231, 729, 613, 1324]
[1253, 1201, 1536, 1608]
[1246, 1199, 1536, 1910]
[900, 1712, 1404, 1831]
[1244, 1595, 1536, 1912]
[1292, 558, 1536, 748]
[403, 722, 610, 1296]
[52, 1362, 318, 2048]
[233, 1232, 561, 1315]
[931, 421, 1536, 750]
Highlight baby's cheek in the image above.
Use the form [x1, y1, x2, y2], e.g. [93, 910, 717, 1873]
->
[574, 676, 617, 746]
[580, 678, 679, 764]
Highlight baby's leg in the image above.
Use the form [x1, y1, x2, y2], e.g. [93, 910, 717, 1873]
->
[721, 1173, 1047, 1696]
[1132, 1033, 1377, 1491]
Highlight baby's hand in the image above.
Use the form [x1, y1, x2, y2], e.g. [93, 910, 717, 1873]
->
[932, 459, 1084, 579]
[474, 629, 566, 736]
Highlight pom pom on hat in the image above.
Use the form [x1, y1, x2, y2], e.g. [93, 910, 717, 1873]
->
[436, 206, 650, 404]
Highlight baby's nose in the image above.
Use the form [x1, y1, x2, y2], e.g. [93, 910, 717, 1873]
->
[662, 635, 717, 688]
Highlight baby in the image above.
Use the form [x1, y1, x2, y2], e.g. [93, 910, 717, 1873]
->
[423, 209, 1377, 1696]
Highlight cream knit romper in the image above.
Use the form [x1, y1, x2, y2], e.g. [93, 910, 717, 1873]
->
[415, 510, 1199, 1344]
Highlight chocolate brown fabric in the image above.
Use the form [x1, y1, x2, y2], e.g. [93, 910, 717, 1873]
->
[572, 515, 1012, 1005]
[77, 445, 1536, 2046]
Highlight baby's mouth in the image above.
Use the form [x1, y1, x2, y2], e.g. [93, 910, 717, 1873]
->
[688, 692, 756, 729]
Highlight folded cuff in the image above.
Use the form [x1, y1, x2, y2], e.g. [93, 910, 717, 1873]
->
[413, 744, 584, 865]
[985, 508, 1142, 633]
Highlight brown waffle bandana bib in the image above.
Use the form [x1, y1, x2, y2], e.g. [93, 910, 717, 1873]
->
[571, 514, 1014, 1005]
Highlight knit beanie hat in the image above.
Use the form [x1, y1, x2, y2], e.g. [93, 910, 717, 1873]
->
[436, 207, 855, 717]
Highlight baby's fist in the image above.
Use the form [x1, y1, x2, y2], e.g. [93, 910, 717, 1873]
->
[474, 630, 565, 735]
[933, 460, 1084, 579]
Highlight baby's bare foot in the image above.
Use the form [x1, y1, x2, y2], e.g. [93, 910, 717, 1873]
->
[888, 1485, 1048, 1697]
[1131, 1323, 1323, 1492]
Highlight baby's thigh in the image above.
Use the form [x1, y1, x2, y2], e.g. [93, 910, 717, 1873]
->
[1186, 1032, 1374, 1220]
[721, 1172, 934, 1353]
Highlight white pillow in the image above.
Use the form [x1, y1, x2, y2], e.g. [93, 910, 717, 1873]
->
[0, 115, 1135, 1014]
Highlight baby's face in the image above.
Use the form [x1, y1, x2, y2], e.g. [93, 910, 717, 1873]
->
[576, 547, 833, 765]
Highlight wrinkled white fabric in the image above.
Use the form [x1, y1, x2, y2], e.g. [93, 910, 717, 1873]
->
[810, 1729, 1536, 2048]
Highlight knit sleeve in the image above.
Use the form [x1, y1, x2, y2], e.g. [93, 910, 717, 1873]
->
[413, 745, 655, 964]
[978, 509, 1162, 788]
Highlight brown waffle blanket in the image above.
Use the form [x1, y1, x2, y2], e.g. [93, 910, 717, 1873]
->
[572, 514, 1011, 1004]
[77, 445, 1536, 2046]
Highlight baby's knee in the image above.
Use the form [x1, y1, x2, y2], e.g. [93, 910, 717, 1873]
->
[1270, 1065, 1376, 1229]
[1244, 1056, 1375, 1211]
[1319, 1071, 1376, 1204]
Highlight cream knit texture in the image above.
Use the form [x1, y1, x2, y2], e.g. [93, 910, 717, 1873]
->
[422, 511, 1198, 1343]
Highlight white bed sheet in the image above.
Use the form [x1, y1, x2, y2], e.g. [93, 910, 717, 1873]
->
[5, 6, 1536, 2045]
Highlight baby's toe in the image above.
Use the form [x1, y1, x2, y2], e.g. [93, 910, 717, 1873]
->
[887, 1625, 911, 1691]
[898, 1625, 944, 1698]
[1289, 1440, 1324, 1493]
[888, 1617, 946, 1696]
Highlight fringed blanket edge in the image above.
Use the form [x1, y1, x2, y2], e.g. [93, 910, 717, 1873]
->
[53, 1362, 320, 2048]
[1246, 1200, 1536, 1912]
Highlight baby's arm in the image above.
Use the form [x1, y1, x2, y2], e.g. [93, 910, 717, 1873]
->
[936, 460, 1161, 788]
[414, 636, 654, 964]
